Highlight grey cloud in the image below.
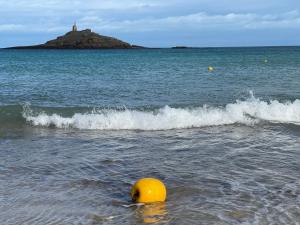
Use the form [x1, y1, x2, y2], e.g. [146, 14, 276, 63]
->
[2, 11, 300, 33]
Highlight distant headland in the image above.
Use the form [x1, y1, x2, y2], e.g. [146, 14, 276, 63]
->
[8, 23, 143, 49]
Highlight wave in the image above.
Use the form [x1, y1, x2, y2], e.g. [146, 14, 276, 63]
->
[22, 95, 300, 130]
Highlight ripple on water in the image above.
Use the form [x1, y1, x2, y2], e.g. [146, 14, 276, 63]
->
[1, 124, 300, 224]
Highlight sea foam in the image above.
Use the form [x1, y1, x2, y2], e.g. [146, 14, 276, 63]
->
[23, 96, 300, 130]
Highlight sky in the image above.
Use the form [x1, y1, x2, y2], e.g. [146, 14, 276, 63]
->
[1, 0, 300, 47]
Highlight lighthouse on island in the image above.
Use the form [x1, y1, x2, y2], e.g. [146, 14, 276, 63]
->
[72, 22, 77, 32]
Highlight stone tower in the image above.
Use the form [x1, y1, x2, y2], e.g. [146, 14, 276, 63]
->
[72, 22, 77, 32]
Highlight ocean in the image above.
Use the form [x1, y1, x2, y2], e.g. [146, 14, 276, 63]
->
[0, 47, 300, 224]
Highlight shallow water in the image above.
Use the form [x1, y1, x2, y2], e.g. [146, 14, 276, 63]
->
[0, 48, 300, 224]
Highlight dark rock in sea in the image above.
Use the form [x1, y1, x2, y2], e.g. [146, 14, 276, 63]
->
[172, 46, 188, 49]
[8, 29, 142, 49]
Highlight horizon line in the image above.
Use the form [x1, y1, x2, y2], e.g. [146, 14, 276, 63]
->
[1, 44, 300, 50]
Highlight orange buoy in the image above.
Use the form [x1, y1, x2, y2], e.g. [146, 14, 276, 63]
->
[131, 178, 167, 203]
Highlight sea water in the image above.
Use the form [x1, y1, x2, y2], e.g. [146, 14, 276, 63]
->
[0, 47, 300, 224]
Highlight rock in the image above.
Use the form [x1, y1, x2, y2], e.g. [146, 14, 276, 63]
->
[172, 46, 188, 49]
[8, 29, 142, 49]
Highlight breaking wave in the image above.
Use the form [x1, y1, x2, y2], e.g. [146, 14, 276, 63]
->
[22, 95, 300, 130]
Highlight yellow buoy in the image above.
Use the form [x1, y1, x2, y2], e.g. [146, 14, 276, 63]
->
[131, 178, 167, 203]
[208, 66, 214, 72]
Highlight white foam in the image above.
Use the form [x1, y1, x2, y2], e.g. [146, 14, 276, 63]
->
[23, 96, 300, 130]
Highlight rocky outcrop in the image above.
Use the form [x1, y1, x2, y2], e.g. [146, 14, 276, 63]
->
[172, 46, 188, 49]
[9, 29, 141, 49]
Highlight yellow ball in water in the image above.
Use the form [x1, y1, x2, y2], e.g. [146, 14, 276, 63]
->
[131, 178, 167, 203]
[208, 66, 214, 72]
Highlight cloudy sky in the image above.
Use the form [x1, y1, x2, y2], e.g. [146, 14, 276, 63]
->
[1, 0, 300, 47]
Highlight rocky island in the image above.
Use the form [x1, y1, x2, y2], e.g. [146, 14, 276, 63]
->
[172, 46, 188, 49]
[9, 23, 141, 49]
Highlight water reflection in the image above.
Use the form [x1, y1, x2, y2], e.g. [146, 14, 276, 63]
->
[136, 202, 168, 224]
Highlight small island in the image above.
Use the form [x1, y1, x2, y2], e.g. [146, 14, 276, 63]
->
[172, 46, 188, 49]
[9, 23, 142, 49]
